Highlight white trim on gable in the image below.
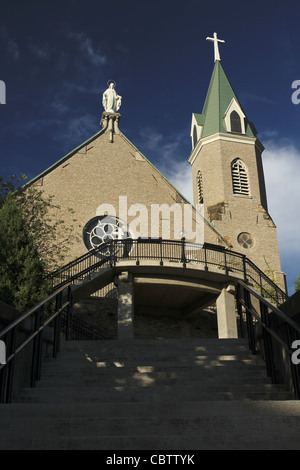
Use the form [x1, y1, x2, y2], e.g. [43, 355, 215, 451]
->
[190, 114, 203, 149]
[224, 98, 246, 134]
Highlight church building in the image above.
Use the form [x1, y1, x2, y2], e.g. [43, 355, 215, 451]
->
[24, 33, 286, 338]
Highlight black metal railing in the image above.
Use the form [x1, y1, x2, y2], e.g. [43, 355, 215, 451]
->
[60, 312, 113, 340]
[48, 239, 287, 306]
[0, 239, 293, 403]
[236, 280, 300, 399]
[0, 284, 73, 403]
[47, 244, 112, 289]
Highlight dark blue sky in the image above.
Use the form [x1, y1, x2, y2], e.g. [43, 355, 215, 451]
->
[0, 0, 300, 293]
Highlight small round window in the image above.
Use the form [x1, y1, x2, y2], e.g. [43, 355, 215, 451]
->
[83, 215, 131, 251]
[237, 232, 255, 249]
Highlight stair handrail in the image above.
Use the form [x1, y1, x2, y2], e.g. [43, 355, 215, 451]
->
[47, 238, 287, 306]
[0, 284, 73, 403]
[236, 279, 300, 399]
[46, 242, 112, 289]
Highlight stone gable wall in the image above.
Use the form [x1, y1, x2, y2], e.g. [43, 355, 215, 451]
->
[34, 131, 202, 265]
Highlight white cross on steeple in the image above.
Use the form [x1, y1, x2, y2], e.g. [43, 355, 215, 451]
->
[206, 32, 225, 62]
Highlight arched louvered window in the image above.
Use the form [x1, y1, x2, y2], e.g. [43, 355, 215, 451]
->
[230, 110, 242, 133]
[231, 159, 249, 196]
[197, 170, 204, 203]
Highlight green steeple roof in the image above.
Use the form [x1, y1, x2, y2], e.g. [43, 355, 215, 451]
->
[197, 61, 257, 139]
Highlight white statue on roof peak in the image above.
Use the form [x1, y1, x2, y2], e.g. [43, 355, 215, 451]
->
[102, 80, 122, 113]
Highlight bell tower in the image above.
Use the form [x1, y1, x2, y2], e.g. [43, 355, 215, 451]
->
[188, 33, 286, 289]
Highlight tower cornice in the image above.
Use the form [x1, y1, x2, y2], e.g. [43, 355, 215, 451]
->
[188, 132, 264, 166]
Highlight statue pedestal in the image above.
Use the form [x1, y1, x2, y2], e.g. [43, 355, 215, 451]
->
[100, 112, 121, 143]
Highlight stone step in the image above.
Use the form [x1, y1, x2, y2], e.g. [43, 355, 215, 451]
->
[2, 400, 300, 420]
[0, 432, 298, 450]
[41, 354, 267, 368]
[1, 406, 300, 449]
[37, 370, 271, 386]
[0, 413, 299, 440]
[43, 358, 266, 370]
[59, 338, 251, 352]
[41, 358, 267, 371]
[17, 383, 292, 403]
[44, 345, 265, 360]
[2, 337, 297, 450]
[45, 348, 263, 359]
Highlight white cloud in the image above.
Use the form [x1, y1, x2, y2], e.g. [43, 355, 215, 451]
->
[61, 80, 99, 95]
[164, 160, 193, 203]
[15, 118, 63, 136]
[53, 113, 98, 148]
[262, 140, 300, 256]
[7, 38, 19, 60]
[138, 127, 163, 152]
[137, 127, 193, 201]
[67, 32, 106, 67]
[0, 26, 19, 60]
[139, 127, 187, 160]
[261, 140, 300, 292]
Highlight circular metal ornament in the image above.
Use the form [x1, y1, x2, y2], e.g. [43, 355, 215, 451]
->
[83, 215, 132, 257]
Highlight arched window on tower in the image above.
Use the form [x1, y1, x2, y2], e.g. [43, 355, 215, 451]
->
[231, 159, 249, 196]
[197, 170, 204, 203]
[230, 110, 242, 133]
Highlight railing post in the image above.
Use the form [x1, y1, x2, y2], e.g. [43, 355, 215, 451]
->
[224, 250, 228, 275]
[6, 328, 16, 403]
[244, 289, 256, 355]
[160, 238, 163, 266]
[36, 305, 45, 382]
[260, 301, 276, 383]
[242, 255, 247, 282]
[31, 307, 43, 387]
[259, 272, 263, 296]
[136, 238, 139, 265]
[53, 291, 62, 358]
[0, 364, 7, 403]
[204, 244, 208, 271]
[65, 285, 73, 341]
[181, 237, 186, 267]
[236, 283, 244, 338]
[109, 241, 113, 267]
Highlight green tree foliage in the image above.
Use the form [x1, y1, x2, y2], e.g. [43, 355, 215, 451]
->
[0, 175, 81, 311]
[0, 192, 50, 311]
[0, 174, 81, 272]
[0, 174, 27, 207]
[16, 184, 81, 271]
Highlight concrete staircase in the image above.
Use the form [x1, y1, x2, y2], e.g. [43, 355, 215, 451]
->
[0, 338, 300, 450]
